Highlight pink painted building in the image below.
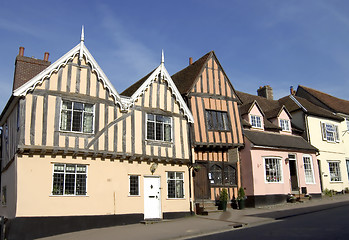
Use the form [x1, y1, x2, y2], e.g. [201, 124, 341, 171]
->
[237, 86, 322, 207]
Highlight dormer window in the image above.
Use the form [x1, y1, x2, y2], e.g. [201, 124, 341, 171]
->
[279, 119, 290, 132]
[250, 115, 262, 128]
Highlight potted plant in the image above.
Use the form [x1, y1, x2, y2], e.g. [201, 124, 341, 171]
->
[220, 188, 228, 211]
[237, 187, 246, 210]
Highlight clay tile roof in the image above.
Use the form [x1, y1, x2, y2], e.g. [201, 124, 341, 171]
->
[13, 55, 51, 91]
[298, 85, 349, 115]
[171, 52, 212, 94]
[120, 68, 157, 97]
[279, 95, 343, 121]
[244, 129, 318, 152]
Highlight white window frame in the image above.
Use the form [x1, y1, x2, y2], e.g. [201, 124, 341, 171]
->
[51, 163, 88, 196]
[328, 161, 342, 182]
[250, 115, 262, 129]
[146, 113, 172, 142]
[321, 122, 340, 143]
[303, 155, 315, 184]
[279, 119, 290, 132]
[264, 157, 283, 183]
[346, 119, 349, 131]
[59, 100, 95, 134]
[129, 175, 140, 196]
[167, 172, 185, 199]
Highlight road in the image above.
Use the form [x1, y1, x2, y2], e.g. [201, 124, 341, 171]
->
[189, 205, 349, 240]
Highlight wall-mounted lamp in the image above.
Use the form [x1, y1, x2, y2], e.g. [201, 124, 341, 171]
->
[285, 158, 289, 164]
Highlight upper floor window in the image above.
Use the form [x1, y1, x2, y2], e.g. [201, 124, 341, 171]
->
[321, 122, 339, 143]
[265, 157, 282, 183]
[206, 110, 230, 131]
[280, 119, 290, 132]
[346, 119, 349, 131]
[250, 115, 262, 128]
[146, 114, 172, 142]
[60, 100, 94, 133]
[52, 164, 87, 196]
[303, 155, 315, 184]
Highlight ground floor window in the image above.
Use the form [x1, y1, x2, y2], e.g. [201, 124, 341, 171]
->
[167, 172, 184, 198]
[329, 161, 342, 182]
[52, 164, 87, 195]
[346, 159, 349, 182]
[303, 155, 315, 184]
[264, 157, 282, 182]
[209, 163, 237, 186]
[129, 175, 140, 196]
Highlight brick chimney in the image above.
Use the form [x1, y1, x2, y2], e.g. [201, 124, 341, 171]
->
[12, 47, 51, 91]
[189, 57, 193, 65]
[257, 85, 273, 100]
[290, 86, 296, 95]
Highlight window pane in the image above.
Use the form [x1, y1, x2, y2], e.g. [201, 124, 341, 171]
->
[62, 101, 72, 110]
[222, 113, 229, 130]
[72, 111, 82, 132]
[217, 112, 224, 130]
[168, 180, 176, 198]
[156, 122, 163, 140]
[147, 114, 154, 121]
[147, 122, 155, 140]
[176, 172, 183, 180]
[66, 164, 76, 173]
[60, 110, 71, 131]
[64, 174, 75, 194]
[224, 165, 236, 185]
[77, 165, 86, 173]
[210, 165, 222, 185]
[168, 172, 175, 179]
[83, 113, 93, 133]
[164, 124, 171, 141]
[129, 176, 139, 196]
[176, 180, 184, 198]
[52, 173, 64, 195]
[76, 174, 86, 195]
[156, 115, 164, 122]
[73, 102, 83, 110]
[84, 104, 94, 113]
[54, 164, 64, 172]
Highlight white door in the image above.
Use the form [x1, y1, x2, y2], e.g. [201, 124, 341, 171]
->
[144, 176, 161, 219]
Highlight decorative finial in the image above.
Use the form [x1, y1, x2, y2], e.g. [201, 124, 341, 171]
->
[81, 25, 85, 42]
[161, 49, 164, 64]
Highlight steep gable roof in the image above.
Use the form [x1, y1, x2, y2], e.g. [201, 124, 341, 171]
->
[297, 85, 349, 115]
[121, 52, 194, 123]
[13, 32, 123, 109]
[279, 95, 343, 121]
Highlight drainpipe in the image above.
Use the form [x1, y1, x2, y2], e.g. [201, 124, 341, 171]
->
[186, 95, 194, 215]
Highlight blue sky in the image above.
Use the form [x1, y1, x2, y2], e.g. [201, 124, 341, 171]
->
[1, 0, 349, 110]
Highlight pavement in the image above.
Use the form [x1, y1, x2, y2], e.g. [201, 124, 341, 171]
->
[38, 194, 349, 240]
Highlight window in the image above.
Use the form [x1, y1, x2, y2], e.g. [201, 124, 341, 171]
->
[210, 164, 223, 185]
[146, 114, 172, 142]
[52, 164, 87, 195]
[223, 165, 237, 185]
[346, 119, 349, 131]
[303, 155, 315, 184]
[60, 100, 94, 133]
[129, 175, 140, 196]
[251, 115, 262, 128]
[321, 122, 339, 142]
[206, 110, 230, 131]
[265, 158, 282, 182]
[329, 161, 342, 182]
[1, 186, 6, 206]
[280, 119, 290, 131]
[167, 172, 184, 198]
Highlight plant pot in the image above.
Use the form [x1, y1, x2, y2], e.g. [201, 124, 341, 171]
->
[238, 199, 245, 210]
[221, 201, 227, 211]
[231, 200, 238, 209]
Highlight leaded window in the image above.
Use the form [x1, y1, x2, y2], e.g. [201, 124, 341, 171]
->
[52, 164, 87, 195]
[129, 175, 140, 196]
[303, 155, 314, 184]
[146, 114, 172, 142]
[167, 172, 184, 198]
[223, 165, 237, 185]
[251, 115, 262, 128]
[206, 110, 230, 131]
[329, 161, 342, 182]
[210, 164, 223, 185]
[265, 157, 282, 182]
[60, 100, 94, 133]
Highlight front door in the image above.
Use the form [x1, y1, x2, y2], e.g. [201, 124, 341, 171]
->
[288, 155, 299, 192]
[194, 163, 210, 200]
[144, 176, 161, 219]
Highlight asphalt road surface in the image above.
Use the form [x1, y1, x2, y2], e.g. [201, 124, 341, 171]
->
[189, 205, 349, 240]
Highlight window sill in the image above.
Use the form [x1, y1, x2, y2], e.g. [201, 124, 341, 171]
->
[329, 181, 343, 183]
[146, 140, 173, 147]
[265, 181, 284, 184]
[166, 197, 186, 200]
[128, 195, 141, 197]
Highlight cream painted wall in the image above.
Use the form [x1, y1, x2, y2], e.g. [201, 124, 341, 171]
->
[307, 115, 348, 191]
[0, 159, 17, 218]
[15, 155, 190, 217]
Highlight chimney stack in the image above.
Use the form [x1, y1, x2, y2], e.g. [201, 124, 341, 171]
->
[257, 85, 273, 100]
[19, 46, 24, 56]
[44, 52, 50, 61]
[290, 86, 296, 95]
[189, 57, 193, 65]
